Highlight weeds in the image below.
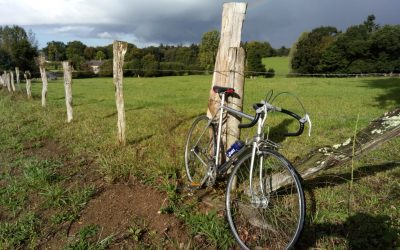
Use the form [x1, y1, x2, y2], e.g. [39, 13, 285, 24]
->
[64, 225, 113, 250]
[0, 213, 40, 249]
[184, 210, 234, 249]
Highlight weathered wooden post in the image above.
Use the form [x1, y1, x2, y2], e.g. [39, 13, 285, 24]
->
[62, 61, 73, 123]
[207, 2, 247, 156]
[113, 40, 128, 145]
[10, 71, 16, 92]
[5, 72, 11, 92]
[24, 71, 32, 99]
[15, 67, 20, 90]
[36, 55, 48, 107]
[0, 73, 4, 88]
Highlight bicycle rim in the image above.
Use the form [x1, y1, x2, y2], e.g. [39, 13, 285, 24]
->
[184, 115, 216, 187]
[226, 149, 305, 250]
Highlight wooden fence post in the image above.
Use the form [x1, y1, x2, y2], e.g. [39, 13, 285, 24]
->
[62, 61, 73, 123]
[113, 40, 128, 145]
[36, 55, 48, 107]
[10, 71, 16, 92]
[15, 67, 20, 90]
[226, 47, 246, 148]
[207, 2, 247, 156]
[5, 72, 11, 92]
[0, 73, 4, 88]
[24, 71, 32, 99]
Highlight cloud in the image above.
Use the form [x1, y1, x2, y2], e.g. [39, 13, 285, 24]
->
[1, 0, 399, 47]
[97, 32, 112, 39]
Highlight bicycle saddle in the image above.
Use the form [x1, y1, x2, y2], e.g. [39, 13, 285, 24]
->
[213, 85, 235, 94]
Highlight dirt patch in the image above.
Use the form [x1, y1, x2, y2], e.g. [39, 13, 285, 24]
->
[24, 138, 70, 160]
[68, 180, 189, 248]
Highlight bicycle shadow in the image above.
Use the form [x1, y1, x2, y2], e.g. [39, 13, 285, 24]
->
[264, 118, 294, 144]
[297, 161, 400, 249]
[297, 212, 399, 249]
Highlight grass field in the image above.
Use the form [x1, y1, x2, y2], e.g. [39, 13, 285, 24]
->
[262, 56, 291, 76]
[1, 74, 399, 249]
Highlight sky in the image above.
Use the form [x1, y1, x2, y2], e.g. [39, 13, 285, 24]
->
[0, 0, 399, 49]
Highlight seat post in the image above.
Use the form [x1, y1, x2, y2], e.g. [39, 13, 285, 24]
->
[215, 92, 226, 166]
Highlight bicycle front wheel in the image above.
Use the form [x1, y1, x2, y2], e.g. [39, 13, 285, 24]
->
[184, 115, 216, 187]
[226, 148, 305, 250]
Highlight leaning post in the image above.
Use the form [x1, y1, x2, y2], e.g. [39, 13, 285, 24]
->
[62, 61, 73, 123]
[207, 2, 247, 157]
[113, 40, 128, 146]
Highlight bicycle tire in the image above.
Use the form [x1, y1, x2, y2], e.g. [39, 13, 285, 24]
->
[184, 115, 217, 188]
[226, 148, 305, 250]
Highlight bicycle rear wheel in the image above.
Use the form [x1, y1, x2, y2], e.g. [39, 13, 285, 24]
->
[184, 115, 216, 188]
[226, 148, 305, 250]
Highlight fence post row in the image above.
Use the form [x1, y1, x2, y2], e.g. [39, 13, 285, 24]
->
[24, 71, 32, 99]
[113, 40, 128, 146]
[62, 61, 73, 123]
[207, 2, 247, 154]
[36, 55, 48, 107]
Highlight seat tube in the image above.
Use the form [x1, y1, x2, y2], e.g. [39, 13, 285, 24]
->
[215, 93, 225, 166]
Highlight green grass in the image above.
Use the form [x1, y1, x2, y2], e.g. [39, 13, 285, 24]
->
[262, 56, 291, 76]
[1, 74, 399, 248]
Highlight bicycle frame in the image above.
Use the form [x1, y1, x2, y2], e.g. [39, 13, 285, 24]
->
[212, 92, 270, 201]
[214, 92, 254, 167]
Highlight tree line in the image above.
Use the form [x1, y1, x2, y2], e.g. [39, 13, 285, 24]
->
[3, 15, 398, 79]
[40, 30, 287, 78]
[290, 15, 400, 74]
[0, 25, 287, 78]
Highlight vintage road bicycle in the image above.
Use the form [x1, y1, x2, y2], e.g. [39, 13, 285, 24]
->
[184, 85, 311, 249]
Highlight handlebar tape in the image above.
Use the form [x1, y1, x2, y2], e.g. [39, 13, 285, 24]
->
[238, 112, 261, 129]
[280, 108, 305, 136]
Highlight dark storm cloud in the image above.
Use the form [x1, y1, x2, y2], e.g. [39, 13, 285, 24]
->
[2, 0, 400, 47]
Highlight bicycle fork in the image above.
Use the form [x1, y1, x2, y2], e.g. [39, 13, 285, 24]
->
[249, 112, 269, 208]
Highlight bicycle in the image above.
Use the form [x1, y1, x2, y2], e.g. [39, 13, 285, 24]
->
[184, 85, 311, 250]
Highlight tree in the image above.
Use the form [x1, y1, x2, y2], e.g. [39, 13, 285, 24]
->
[199, 30, 220, 71]
[84, 46, 96, 60]
[319, 24, 371, 73]
[370, 25, 400, 72]
[125, 43, 142, 61]
[66, 41, 86, 69]
[244, 41, 274, 57]
[291, 26, 338, 73]
[317, 15, 396, 74]
[44, 41, 66, 61]
[95, 51, 106, 61]
[246, 42, 267, 77]
[276, 46, 290, 56]
[141, 53, 159, 77]
[364, 14, 379, 32]
[0, 25, 38, 71]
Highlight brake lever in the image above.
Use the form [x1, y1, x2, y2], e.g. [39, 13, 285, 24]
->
[300, 113, 312, 136]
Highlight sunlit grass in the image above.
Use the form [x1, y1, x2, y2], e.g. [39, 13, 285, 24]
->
[1, 74, 399, 248]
